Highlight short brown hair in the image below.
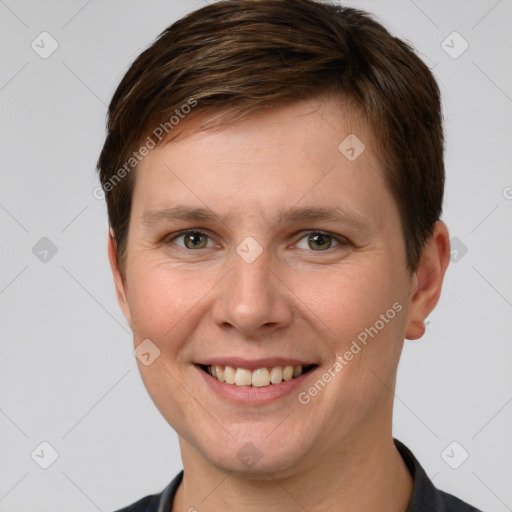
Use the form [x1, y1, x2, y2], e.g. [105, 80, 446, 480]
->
[97, 0, 444, 275]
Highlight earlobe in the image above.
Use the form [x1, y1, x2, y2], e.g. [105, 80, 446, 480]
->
[404, 221, 450, 340]
[107, 228, 132, 328]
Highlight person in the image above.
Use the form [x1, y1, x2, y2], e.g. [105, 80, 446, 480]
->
[96, 1, 482, 510]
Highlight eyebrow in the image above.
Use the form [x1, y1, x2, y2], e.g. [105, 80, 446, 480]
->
[141, 205, 371, 229]
[142, 206, 223, 226]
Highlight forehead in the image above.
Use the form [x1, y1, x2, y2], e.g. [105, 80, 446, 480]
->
[132, 96, 395, 228]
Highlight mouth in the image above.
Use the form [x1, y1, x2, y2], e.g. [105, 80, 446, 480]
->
[197, 363, 318, 388]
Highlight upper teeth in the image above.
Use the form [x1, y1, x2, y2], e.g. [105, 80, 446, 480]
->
[207, 365, 303, 387]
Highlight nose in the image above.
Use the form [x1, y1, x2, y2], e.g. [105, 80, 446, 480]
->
[211, 248, 294, 338]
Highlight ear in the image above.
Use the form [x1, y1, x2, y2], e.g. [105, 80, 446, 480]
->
[107, 227, 132, 328]
[405, 220, 450, 340]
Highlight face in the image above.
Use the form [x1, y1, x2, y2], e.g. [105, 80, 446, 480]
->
[109, 95, 438, 477]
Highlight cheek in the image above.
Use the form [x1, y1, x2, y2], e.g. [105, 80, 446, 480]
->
[126, 262, 188, 340]
[125, 259, 221, 352]
[295, 261, 406, 405]
[298, 264, 405, 413]
[291, 262, 400, 344]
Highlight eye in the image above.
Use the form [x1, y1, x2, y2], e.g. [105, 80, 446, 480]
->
[295, 231, 347, 251]
[164, 229, 349, 252]
[166, 230, 215, 250]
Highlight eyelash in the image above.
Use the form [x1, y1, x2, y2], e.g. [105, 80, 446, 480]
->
[164, 229, 350, 252]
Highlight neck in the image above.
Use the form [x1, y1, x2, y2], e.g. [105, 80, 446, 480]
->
[173, 431, 413, 512]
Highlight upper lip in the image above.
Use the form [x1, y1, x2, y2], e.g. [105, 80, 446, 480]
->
[196, 357, 316, 370]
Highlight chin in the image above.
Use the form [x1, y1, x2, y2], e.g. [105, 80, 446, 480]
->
[200, 432, 310, 477]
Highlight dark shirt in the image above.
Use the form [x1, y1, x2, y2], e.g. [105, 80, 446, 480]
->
[113, 439, 482, 511]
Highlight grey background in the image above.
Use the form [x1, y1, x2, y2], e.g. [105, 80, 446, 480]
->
[0, 0, 511, 510]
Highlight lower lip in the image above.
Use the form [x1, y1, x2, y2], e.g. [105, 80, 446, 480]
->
[195, 365, 318, 405]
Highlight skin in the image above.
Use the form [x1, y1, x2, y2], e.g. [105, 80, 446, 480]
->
[108, 95, 450, 511]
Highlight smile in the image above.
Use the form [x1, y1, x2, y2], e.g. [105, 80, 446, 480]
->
[199, 364, 317, 387]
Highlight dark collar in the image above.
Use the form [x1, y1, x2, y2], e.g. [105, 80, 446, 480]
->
[147, 439, 481, 511]
[393, 439, 481, 511]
